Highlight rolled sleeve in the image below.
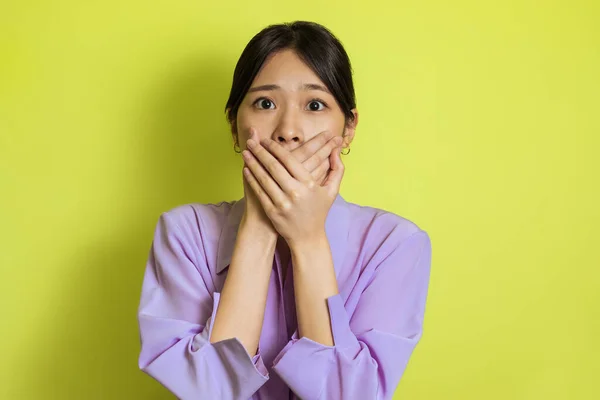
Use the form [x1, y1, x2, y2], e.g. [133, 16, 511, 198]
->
[327, 294, 362, 350]
[138, 211, 269, 399]
[193, 292, 269, 379]
[271, 334, 334, 399]
[272, 229, 432, 400]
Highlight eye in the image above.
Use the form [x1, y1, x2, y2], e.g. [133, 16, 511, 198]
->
[307, 99, 327, 111]
[253, 97, 275, 110]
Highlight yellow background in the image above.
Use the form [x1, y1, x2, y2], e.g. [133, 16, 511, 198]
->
[1, 1, 598, 398]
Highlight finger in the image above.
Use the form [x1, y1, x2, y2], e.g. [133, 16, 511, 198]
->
[242, 149, 289, 208]
[247, 139, 297, 194]
[323, 146, 345, 197]
[302, 136, 342, 173]
[291, 130, 334, 164]
[311, 158, 330, 184]
[260, 139, 314, 185]
[243, 166, 275, 212]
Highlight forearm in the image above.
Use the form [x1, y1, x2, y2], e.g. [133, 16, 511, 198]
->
[290, 231, 339, 346]
[210, 218, 277, 357]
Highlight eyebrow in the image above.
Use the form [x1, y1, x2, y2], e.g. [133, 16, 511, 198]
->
[247, 83, 331, 94]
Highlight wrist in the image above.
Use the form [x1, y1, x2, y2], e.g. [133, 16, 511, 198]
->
[290, 231, 338, 293]
[289, 230, 329, 255]
[239, 215, 278, 242]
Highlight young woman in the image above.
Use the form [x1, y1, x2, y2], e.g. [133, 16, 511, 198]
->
[137, 21, 432, 400]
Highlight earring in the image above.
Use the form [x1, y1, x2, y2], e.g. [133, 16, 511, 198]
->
[233, 142, 241, 153]
[341, 147, 351, 155]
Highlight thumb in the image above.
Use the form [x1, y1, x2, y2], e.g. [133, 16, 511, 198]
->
[323, 146, 345, 197]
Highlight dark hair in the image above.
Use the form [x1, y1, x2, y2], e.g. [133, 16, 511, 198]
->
[224, 21, 356, 132]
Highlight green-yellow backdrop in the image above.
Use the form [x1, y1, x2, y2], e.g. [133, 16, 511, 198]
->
[1, 1, 598, 399]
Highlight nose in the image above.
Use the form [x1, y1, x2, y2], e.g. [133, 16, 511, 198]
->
[270, 109, 304, 148]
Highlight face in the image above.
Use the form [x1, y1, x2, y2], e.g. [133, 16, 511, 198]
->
[233, 49, 357, 153]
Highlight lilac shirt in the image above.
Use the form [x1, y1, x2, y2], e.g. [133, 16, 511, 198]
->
[137, 194, 432, 400]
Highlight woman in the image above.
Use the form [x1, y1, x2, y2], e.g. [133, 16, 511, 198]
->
[137, 21, 432, 400]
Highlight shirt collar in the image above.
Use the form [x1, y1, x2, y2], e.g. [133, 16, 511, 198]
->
[216, 193, 350, 278]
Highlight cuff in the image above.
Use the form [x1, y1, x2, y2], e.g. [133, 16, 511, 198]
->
[271, 294, 359, 399]
[193, 292, 269, 379]
[271, 335, 334, 400]
[206, 292, 221, 341]
[326, 294, 361, 352]
[251, 353, 269, 377]
[196, 337, 269, 393]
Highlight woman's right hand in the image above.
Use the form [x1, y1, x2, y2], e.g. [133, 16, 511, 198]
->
[240, 127, 341, 230]
[241, 165, 274, 232]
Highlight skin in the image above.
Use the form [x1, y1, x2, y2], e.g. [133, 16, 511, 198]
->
[210, 49, 358, 355]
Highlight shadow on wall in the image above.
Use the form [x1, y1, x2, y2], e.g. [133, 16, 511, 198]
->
[18, 55, 242, 398]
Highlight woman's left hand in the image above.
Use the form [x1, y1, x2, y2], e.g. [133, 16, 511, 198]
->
[242, 136, 345, 247]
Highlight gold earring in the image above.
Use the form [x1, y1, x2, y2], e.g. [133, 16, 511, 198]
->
[341, 147, 351, 155]
[233, 142, 241, 153]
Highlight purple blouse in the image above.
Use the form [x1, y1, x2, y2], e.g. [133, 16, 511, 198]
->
[137, 194, 432, 399]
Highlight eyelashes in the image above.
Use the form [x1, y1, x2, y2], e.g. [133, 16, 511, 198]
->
[252, 97, 329, 111]
[307, 98, 328, 111]
[253, 97, 275, 110]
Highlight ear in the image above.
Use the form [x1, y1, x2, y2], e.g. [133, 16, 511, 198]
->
[342, 108, 359, 148]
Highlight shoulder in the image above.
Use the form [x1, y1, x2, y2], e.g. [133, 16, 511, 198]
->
[345, 200, 430, 254]
[153, 200, 237, 246]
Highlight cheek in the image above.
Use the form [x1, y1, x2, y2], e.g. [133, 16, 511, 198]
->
[309, 115, 345, 137]
[236, 109, 276, 142]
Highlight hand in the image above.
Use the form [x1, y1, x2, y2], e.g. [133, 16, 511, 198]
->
[241, 169, 274, 230]
[241, 128, 340, 231]
[290, 130, 340, 186]
[241, 134, 345, 247]
[241, 130, 276, 233]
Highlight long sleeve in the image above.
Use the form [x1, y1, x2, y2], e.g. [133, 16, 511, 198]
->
[137, 211, 269, 400]
[271, 228, 432, 400]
